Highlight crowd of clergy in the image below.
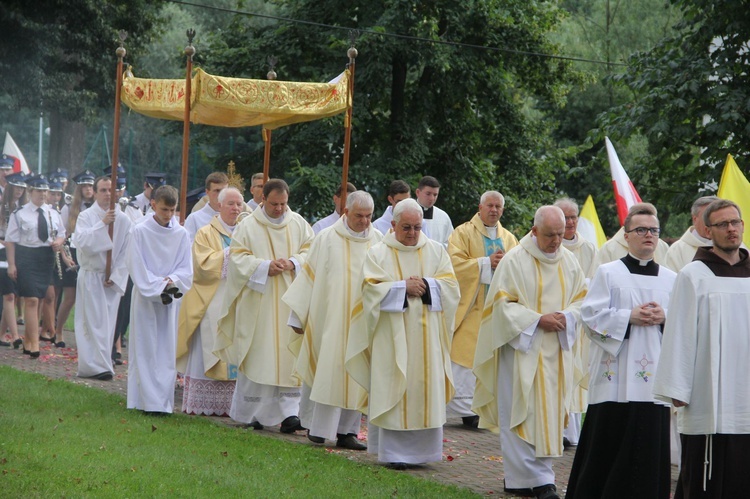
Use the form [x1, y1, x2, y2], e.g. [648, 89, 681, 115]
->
[1, 153, 748, 499]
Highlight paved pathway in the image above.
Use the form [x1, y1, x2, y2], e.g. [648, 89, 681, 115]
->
[0, 329, 678, 497]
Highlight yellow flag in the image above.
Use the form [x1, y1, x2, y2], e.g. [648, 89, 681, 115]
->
[717, 154, 750, 247]
[578, 195, 607, 248]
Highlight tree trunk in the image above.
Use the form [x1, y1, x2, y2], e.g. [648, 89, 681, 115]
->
[48, 111, 86, 176]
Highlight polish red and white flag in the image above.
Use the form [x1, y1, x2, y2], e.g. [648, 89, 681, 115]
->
[605, 136, 641, 226]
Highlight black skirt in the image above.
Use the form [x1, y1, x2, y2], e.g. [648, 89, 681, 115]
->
[0, 247, 15, 296]
[16, 245, 55, 298]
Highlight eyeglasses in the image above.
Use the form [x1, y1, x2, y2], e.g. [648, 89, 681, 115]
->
[398, 225, 422, 233]
[709, 219, 743, 230]
[626, 227, 660, 236]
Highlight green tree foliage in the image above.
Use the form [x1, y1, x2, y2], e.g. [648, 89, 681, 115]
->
[200, 0, 581, 229]
[0, 0, 165, 170]
[597, 0, 750, 221]
[547, 0, 680, 234]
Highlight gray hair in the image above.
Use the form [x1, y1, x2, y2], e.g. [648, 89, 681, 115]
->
[533, 205, 565, 227]
[691, 196, 719, 217]
[393, 198, 423, 224]
[346, 190, 374, 211]
[553, 197, 578, 215]
[480, 191, 504, 206]
[703, 199, 742, 227]
[218, 186, 243, 204]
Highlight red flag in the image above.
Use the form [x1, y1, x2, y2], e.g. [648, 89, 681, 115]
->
[605, 137, 641, 226]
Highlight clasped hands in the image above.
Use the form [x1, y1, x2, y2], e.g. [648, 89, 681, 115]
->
[406, 276, 427, 297]
[268, 258, 294, 276]
[630, 301, 665, 327]
[539, 312, 567, 332]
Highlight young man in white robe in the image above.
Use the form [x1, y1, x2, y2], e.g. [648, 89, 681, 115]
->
[311, 182, 355, 234]
[177, 187, 244, 417]
[414, 176, 452, 247]
[126, 185, 193, 415]
[654, 199, 750, 498]
[664, 195, 717, 272]
[447, 191, 518, 428]
[372, 180, 410, 235]
[183, 172, 228, 241]
[554, 197, 598, 448]
[473, 206, 587, 499]
[214, 179, 314, 432]
[567, 207, 675, 499]
[346, 198, 460, 469]
[283, 191, 382, 450]
[72, 177, 132, 381]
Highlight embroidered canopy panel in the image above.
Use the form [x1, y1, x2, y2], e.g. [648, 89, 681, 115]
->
[121, 68, 350, 130]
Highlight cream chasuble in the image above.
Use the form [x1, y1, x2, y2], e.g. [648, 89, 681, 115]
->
[664, 227, 710, 272]
[473, 234, 586, 457]
[449, 213, 518, 369]
[563, 232, 597, 279]
[177, 216, 234, 380]
[594, 227, 669, 269]
[214, 206, 314, 388]
[283, 216, 381, 409]
[346, 232, 460, 430]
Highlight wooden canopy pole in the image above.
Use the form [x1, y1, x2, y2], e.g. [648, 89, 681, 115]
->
[262, 57, 277, 182]
[339, 37, 358, 214]
[106, 30, 127, 281]
[180, 29, 196, 225]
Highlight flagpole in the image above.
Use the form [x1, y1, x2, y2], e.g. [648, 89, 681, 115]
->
[106, 30, 127, 281]
[262, 57, 277, 183]
[339, 34, 358, 214]
[180, 29, 196, 225]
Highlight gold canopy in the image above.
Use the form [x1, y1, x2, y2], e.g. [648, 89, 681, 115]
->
[121, 68, 350, 130]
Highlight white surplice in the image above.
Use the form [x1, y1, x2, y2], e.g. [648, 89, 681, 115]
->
[72, 203, 132, 378]
[184, 203, 219, 242]
[126, 215, 193, 413]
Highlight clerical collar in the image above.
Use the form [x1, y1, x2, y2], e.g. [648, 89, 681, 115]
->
[485, 225, 497, 239]
[219, 218, 236, 234]
[690, 229, 711, 245]
[562, 234, 578, 246]
[621, 253, 659, 276]
[419, 204, 434, 220]
[345, 224, 368, 238]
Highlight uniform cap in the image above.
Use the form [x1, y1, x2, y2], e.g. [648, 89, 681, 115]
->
[72, 170, 96, 185]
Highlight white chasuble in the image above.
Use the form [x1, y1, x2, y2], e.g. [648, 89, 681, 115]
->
[664, 227, 710, 272]
[73, 203, 132, 377]
[473, 233, 586, 457]
[214, 206, 314, 388]
[126, 215, 193, 412]
[582, 259, 675, 405]
[346, 231, 460, 431]
[283, 216, 381, 409]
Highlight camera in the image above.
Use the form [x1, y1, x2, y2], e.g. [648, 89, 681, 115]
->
[160, 285, 183, 305]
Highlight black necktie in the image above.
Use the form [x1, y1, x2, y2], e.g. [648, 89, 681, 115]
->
[37, 207, 49, 242]
[84, 202, 92, 209]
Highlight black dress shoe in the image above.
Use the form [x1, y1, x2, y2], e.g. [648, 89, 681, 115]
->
[279, 415, 305, 434]
[0, 340, 10, 347]
[115, 352, 122, 359]
[461, 415, 480, 428]
[532, 484, 559, 499]
[29, 351, 40, 359]
[336, 433, 367, 451]
[114, 358, 123, 366]
[23, 348, 31, 355]
[55, 341, 66, 348]
[242, 421, 264, 430]
[40, 335, 54, 343]
[12, 339, 23, 349]
[93, 372, 114, 381]
[385, 462, 408, 471]
[307, 430, 325, 444]
[143, 411, 170, 417]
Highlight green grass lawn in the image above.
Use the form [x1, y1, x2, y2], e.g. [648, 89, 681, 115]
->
[0, 367, 477, 497]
